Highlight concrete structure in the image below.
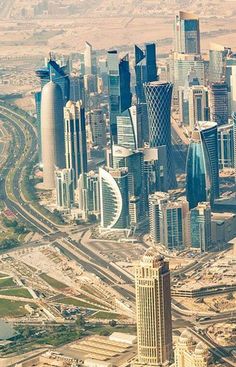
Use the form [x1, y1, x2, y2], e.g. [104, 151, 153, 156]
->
[174, 330, 212, 367]
[41, 81, 65, 189]
[89, 109, 106, 148]
[64, 100, 88, 186]
[149, 192, 190, 250]
[190, 202, 212, 252]
[209, 43, 230, 84]
[55, 168, 75, 210]
[77, 171, 100, 220]
[109, 332, 137, 345]
[134, 250, 172, 366]
[217, 122, 235, 169]
[84, 41, 97, 76]
[209, 82, 228, 126]
[99, 167, 129, 230]
[174, 11, 200, 55]
[144, 81, 176, 188]
[188, 86, 209, 128]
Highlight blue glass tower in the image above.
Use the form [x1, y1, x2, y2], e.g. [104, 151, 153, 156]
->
[107, 51, 132, 142]
[144, 81, 176, 188]
[186, 130, 212, 209]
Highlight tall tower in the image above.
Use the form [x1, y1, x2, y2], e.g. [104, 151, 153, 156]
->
[191, 202, 212, 252]
[144, 81, 176, 188]
[134, 250, 173, 366]
[174, 11, 200, 55]
[41, 81, 65, 189]
[209, 82, 228, 125]
[64, 100, 87, 186]
[84, 41, 97, 75]
[107, 50, 132, 142]
[209, 43, 230, 84]
[186, 130, 212, 209]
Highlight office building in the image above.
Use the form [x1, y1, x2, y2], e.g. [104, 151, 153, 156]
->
[149, 193, 190, 250]
[188, 86, 209, 128]
[134, 43, 158, 103]
[107, 51, 132, 141]
[35, 91, 42, 163]
[143, 146, 168, 194]
[190, 202, 212, 252]
[199, 121, 219, 200]
[41, 81, 65, 189]
[174, 11, 200, 55]
[69, 75, 85, 104]
[112, 146, 145, 227]
[209, 43, 230, 84]
[89, 109, 106, 148]
[84, 41, 97, 76]
[144, 81, 176, 188]
[134, 250, 172, 366]
[175, 330, 212, 367]
[77, 172, 100, 220]
[186, 130, 212, 209]
[99, 167, 129, 230]
[55, 168, 75, 210]
[64, 100, 87, 186]
[209, 82, 228, 125]
[218, 122, 235, 169]
[117, 105, 142, 150]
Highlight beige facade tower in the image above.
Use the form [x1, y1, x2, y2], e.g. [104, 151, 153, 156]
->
[134, 250, 173, 366]
[41, 81, 65, 189]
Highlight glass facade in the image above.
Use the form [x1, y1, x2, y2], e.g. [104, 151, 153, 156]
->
[190, 202, 211, 252]
[174, 12, 200, 55]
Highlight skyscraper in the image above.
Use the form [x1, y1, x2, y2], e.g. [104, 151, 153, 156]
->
[107, 51, 132, 141]
[135, 43, 158, 103]
[117, 105, 142, 150]
[209, 43, 230, 84]
[218, 122, 235, 169]
[134, 250, 172, 366]
[209, 82, 228, 125]
[174, 11, 201, 55]
[77, 171, 100, 221]
[84, 41, 97, 76]
[188, 86, 209, 128]
[41, 81, 65, 189]
[55, 168, 75, 210]
[64, 100, 87, 186]
[144, 81, 176, 188]
[186, 130, 212, 209]
[199, 121, 219, 200]
[35, 91, 42, 163]
[143, 146, 168, 194]
[149, 192, 190, 250]
[89, 109, 106, 148]
[190, 202, 212, 252]
[99, 167, 129, 230]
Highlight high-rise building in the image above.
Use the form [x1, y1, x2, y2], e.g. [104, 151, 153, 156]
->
[35, 91, 42, 163]
[199, 121, 219, 200]
[144, 81, 176, 188]
[218, 122, 235, 169]
[188, 86, 209, 128]
[149, 192, 190, 250]
[134, 250, 172, 366]
[209, 82, 228, 125]
[190, 202, 212, 252]
[69, 75, 85, 104]
[84, 41, 97, 76]
[89, 109, 106, 148]
[107, 51, 132, 141]
[143, 146, 168, 194]
[99, 167, 129, 230]
[64, 100, 87, 186]
[174, 330, 212, 367]
[41, 81, 65, 189]
[186, 130, 212, 209]
[55, 168, 75, 210]
[134, 43, 158, 103]
[77, 171, 100, 220]
[209, 43, 230, 84]
[112, 146, 145, 228]
[174, 11, 200, 55]
[117, 105, 143, 150]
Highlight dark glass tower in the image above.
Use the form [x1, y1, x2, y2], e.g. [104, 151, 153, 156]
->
[107, 51, 132, 142]
[186, 130, 212, 209]
[135, 43, 158, 103]
[144, 81, 176, 188]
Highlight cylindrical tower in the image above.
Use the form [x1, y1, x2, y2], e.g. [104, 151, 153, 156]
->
[41, 81, 65, 189]
[144, 81, 176, 188]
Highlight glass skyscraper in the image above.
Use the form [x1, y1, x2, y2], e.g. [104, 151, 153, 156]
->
[174, 11, 200, 55]
[117, 105, 142, 150]
[190, 202, 212, 252]
[144, 81, 176, 188]
[209, 43, 230, 84]
[107, 51, 132, 142]
[186, 130, 212, 209]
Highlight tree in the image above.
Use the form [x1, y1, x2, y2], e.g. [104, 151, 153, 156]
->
[109, 320, 117, 327]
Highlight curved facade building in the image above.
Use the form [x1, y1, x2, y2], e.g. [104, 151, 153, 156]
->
[99, 167, 129, 230]
[144, 81, 176, 188]
[41, 81, 65, 189]
[186, 130, 212, 209]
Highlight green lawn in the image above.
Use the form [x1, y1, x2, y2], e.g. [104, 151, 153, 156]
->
[57, 297, 100, 310]
[0, 299, 35, 317]
[0, 288, 33, 298]
[91, 311, 127, 320]
[39, 273, 67, 290]
[0, 277, 15, 288]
